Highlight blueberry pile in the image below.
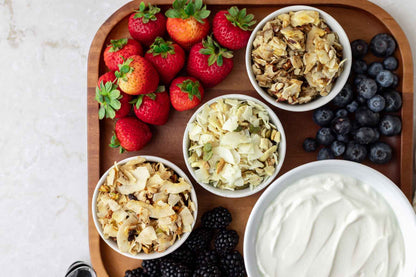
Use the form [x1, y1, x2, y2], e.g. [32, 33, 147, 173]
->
[124, 207, 246, 277]
[303, 33, 402, 164]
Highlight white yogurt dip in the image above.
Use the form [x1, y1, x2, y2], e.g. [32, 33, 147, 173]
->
[256, 173, 405, 277]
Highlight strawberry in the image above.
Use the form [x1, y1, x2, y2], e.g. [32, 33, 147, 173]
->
[110, 117, 152, 153]
[115, 55, 159, 95]
[103, 38, 143, 71]
[144, 37, 185, 85]
[187, 36, 234, 88]
[165, 0, 210, 50]
[132, 86, 170, 125]
[170, 76, 204, 111]
[213, 7, 256, 50]
[96, 71, 132, 119]
[128, 2, 167, 46]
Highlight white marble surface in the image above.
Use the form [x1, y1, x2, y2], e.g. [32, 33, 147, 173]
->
[0, 0, 415, 276]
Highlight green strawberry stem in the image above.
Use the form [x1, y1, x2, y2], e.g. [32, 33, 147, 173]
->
[108, 38, 128, 52]
[95, 81, 122, 119]
[199, 36, 233, 66]
[115, 58, 134, 81]
[109, 133, 125, 153]
[177, 79, 201, 100]
[165, 0, 210, 24]
[225, 6, 256, 31]
[148, 37, 175, 58]
[133, 2, 161, 23]
[130, 86, 165, 109]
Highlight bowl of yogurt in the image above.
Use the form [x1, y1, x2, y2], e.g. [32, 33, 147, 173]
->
[244, 160, 416, 277]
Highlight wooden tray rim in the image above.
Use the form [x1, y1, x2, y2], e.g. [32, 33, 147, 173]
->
[87, 1, 414, 276]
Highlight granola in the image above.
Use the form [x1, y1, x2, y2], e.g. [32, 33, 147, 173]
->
[251, 10, 345, 104]
[187, 98, 281, 191]
[96, 157, 195, 255]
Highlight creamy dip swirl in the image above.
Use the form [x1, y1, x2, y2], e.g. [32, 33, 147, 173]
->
[256, 173, 404, 277]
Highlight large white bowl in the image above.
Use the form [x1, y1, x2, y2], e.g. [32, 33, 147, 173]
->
[183, 94, 286, 198]
[245, 5, 352, 112]
[244, 160, 416, 276]
[92, 155, 198, 260]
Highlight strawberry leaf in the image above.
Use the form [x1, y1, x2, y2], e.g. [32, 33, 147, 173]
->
[95, 79, 123, 119]
[225, 6, 256, 31]
[133, 2, 161, 23]
[98, 106, 105, 119]
[108, 38, 128, 52]
[166, 0, 210, 22]
[109, 133, 125, 153]
[147, 93, 157, 100]
[200, 35, 233, 67]
[177, 79, 201, 100]
[147, 37, 175, 58]
[115, 58, 134, 81]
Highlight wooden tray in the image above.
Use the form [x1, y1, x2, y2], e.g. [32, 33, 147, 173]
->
[87, 1, 414, 276]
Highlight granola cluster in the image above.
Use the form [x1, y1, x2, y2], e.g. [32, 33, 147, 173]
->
[251, 10, 345, 104]
[96, 157, 195, 255]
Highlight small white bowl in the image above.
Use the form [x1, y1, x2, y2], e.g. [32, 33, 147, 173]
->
[245, 5, 352, 112]
[92, 155, 198, 260]
[244, 160, 416, 276]
[183, 94, 286, 198]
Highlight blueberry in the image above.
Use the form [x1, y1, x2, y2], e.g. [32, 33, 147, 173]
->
[376, 70, 394, 88]
[382, 90, 402, 112]
[313, 108, 334, 127]
[335, 108, 348, 118]
[344, 142, 367, 162]
[346, 100, 359, 113]
[354, 74, 367, 86]
[354, 127, 379, 144]
[331, 116, 352, 135]
[390, 73, 399, 88]
[351, 39, 368, 58]
[379, 115, 402, 136]
[333, 83, 353, 107]
[330, 141, 346, 156]
[355, 106, 380, 127]
[303, 138, 318, 152]
[367, 94, 386, 112]
[356, 78, 378, 99]
[367, 62, 384, 78]
[369, 142, 393, 164]
[370, 33, 396, 57]
[383, 56, 398, 71]
[317, 148, 335, 160]
[316, 127, 336, 146]
[337, 134, 350, 143]
[352, 59, 368, 74]
[356, 95, 367, 105]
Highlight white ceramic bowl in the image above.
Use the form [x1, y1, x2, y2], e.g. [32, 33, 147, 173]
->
[244, 160, 416, 276]
[183, 94, 286, 198]
[245, 5, 352, 112]
[92, 155, 198, 260]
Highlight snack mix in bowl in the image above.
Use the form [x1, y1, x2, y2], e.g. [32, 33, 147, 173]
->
[187, 98, 281, 191]
[251, 10, 346, 104]
[96, 157, 195, 255]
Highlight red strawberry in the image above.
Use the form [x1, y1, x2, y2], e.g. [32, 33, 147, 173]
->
[144, 37, 185, 84]
[110, 117, 152, 152]
[128, 2, 166, 46]
[115, 55, 159, 95]
[96, 72, 132, 119]
[133, 86, 170, 125]
[187, 36, 234, 88]
[213, 7, 256, 50]
[165, 0, 210, 50]
[103, 38, 143, 71]
[170, 76, 204, 111]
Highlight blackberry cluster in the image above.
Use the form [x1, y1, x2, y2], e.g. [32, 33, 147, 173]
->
[304, 33, 402, 164]
[124, 207, 247, 277]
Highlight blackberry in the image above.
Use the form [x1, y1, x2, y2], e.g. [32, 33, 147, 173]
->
[125, 267, 147, 277]
[196, 249, 219, 267]
[161, 260, 192, 277]
[193, 265, 222, 277]
[185, 227, 212, 253]
[219, 251, 246, 277]
[167, 245, 195, 268]
[214, 229, 239, 255]
[201, 207, 232, 229]
[142, 259, 160, 277]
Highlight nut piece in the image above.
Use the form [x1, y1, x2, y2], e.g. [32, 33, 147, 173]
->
[251, 10, 345, 105]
